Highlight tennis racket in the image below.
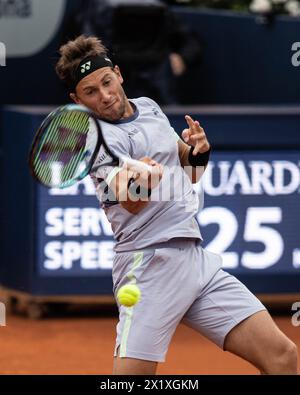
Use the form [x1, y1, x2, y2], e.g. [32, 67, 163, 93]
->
[28, 104, 152, 188]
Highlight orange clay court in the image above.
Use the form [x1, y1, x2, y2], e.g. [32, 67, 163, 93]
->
[0, 306, 299, 375]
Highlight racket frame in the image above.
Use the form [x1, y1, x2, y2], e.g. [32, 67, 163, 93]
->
[29, 104, 153, 189]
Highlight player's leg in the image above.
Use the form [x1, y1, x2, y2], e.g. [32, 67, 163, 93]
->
[223, 310, 298, 375]
[112, 240, 201, 375]
[113, 347, 157, 375]
[183, 259, 298, 375]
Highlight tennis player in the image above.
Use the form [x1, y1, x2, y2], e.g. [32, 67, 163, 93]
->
[55, 35, 298, 375]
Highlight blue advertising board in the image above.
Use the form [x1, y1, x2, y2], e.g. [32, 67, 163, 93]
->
[36, 179, 114, 277]
[1, 106, 300, 296]
[198, 152, 300, 274]
[35, 151, 300, 293]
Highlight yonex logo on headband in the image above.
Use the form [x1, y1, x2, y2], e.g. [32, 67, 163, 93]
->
[71, 55, 114, 91]
[81, 61, 92, 74]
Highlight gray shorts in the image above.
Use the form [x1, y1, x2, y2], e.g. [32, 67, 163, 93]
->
[112, 238, 266, 363]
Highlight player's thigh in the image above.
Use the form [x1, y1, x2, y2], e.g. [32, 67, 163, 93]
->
[224, 309, 296, 371]
[183, 269, 266, 350]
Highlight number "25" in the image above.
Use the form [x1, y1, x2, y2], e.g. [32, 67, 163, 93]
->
[198, 207, 283, 269]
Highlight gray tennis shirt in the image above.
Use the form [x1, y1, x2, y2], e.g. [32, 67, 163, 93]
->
[89, 97, 203, 252]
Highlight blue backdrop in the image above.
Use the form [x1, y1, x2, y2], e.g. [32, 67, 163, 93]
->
[1, 106, 300, 296]
[0, 4, 300, 105]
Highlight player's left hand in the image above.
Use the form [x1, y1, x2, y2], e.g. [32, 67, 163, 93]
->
[182, 115, 210, 156]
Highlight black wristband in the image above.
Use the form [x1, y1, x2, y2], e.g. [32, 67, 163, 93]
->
[188, 146, 211, 167]
[127, 177, 152, 199]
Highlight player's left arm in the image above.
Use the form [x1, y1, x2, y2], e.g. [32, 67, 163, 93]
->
[177, 115, 211, 184]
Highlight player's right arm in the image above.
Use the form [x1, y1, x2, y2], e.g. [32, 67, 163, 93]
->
[108, 158, 163, 215]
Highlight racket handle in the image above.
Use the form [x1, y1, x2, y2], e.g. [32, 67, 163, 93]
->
[121, 157, 153, 173]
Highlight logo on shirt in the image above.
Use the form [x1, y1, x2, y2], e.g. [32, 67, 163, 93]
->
[152, 107, 160, 117]
[94, 150, 112, 166]
[97, 152, 108, 164]
[91, 146, 112, 171]
[128, 128, 140, 137]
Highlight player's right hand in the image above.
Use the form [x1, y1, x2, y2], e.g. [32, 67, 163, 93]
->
[135, 157, 164, 190]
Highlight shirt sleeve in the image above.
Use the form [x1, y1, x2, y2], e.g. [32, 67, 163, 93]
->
[141, 96, 181, 142]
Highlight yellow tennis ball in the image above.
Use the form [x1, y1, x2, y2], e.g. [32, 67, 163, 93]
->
[117, 284, 141, 307]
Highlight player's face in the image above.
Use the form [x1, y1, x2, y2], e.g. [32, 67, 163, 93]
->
[71, 66, 132, 122]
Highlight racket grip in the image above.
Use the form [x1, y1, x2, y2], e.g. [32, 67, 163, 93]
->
[121, 157, 153, 172]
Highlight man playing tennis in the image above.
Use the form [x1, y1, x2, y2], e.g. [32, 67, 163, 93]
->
[55, 35, 298, 375]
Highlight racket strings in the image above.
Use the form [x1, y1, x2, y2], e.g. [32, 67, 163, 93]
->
[58, 112, 88, 181]
[34, 113, 69, 182]
[32, 111, 92, 187]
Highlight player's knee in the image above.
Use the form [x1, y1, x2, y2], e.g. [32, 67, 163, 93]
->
[282, 341, 298, 372]
[265, 340, 298, 374]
